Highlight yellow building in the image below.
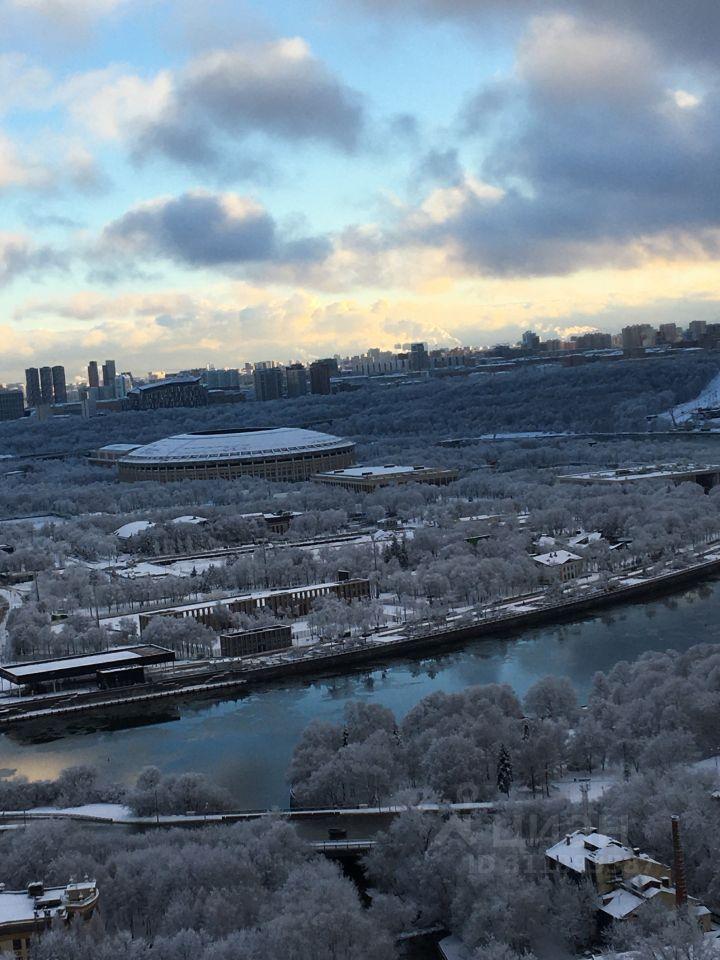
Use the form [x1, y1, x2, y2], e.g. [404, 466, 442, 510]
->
[546, 830, 712, 931]
[0, 879, 99, 959]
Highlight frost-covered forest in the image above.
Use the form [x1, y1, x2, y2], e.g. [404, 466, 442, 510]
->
[0, 351, 717, 461]
[3, 354, 720, 662]
[2, 649, 720, 959]
[3, 356, 720, 958]
[288, 644, 720, 806]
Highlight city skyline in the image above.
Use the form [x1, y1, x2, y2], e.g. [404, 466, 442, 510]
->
[4, 317, 715, 390]
[2, 0, 720, 382]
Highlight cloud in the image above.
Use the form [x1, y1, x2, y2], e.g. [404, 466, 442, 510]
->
[60, 68, 173, 141]
[373, 11, 720, 279]
[96, 190, 332, 275]
[2, 0, 128, 27]
[57, 38, 364, 177]
[0, 53, 51, 115]
[0, 233, 67, 286]
[0, 132, 51, 190]
[516, 14, 661, 108]
[351, 0, 720, 65]
[0, 129, 108, 195]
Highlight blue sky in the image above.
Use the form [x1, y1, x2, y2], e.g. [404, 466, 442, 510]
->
[1, 0, 719, 382]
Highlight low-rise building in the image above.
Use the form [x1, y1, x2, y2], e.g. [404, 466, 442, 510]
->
[533, 549, 584, 581]
[219, 624, 293, 658]
[126, 376, 208, 410]
[0, 879, 99, 959]
[546, 829, 712, 931]
[139, 575, 372, 632]
[313, 464, 459, 493]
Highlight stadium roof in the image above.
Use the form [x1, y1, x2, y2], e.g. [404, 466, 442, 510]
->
[120, 427, 353, 465]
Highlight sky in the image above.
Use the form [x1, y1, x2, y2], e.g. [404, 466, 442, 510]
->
[1, 0, 720, 383]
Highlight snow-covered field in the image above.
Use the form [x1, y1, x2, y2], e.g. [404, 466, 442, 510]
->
[666, 371, 720, 423]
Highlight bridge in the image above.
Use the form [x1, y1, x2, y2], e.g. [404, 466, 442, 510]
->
[0, 801, 495, 858]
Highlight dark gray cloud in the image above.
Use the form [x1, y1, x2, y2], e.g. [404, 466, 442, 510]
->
[0, 236, 67, 287]
[134, 39, 364, 173]
[416, 148, 463, 186]
[353, 0, 720, 65]
[98, 190, 332, 273]
[393, 9, 720, 277]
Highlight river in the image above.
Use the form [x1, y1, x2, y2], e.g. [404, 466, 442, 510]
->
[2, 576, 720, 809]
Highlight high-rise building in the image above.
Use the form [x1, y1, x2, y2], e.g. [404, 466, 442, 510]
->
[24, 367, 41, 407]
[51, 365, 67, 404]
[409, 342, 429, 371]
[88, 360, 99, 389]
[39, 366, 54, 405]
[689, 320, 707, 342]
[115, 373, 132, 399]
[521, 330, 541, 351]
[572, 332, 612, 350]
[285, 364, 308, 398]
[204, 368, 240, 390]
[309, 359, 335, 395]
[0, 390, 24, 422]
[254, 366, 284, 401]
[621, 324, 656, 351]
[659, 323, 679, 344]
[102, 359, 117, 398]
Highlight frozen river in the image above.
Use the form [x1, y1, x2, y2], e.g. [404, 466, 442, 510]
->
[2, 575, 720, 809]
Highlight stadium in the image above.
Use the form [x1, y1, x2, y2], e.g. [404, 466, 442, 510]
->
[117, 427, 356, 482]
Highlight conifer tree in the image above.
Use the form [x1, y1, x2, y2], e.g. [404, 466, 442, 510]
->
[497, 744, 513, 797]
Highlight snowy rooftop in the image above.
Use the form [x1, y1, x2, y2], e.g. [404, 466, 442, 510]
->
[567, 531, 603, 548]
[546, 831, 633, 873]
[95, 443, 142, 453]
[533, 549, 583, 566]
[171, 515, 207, 525]
[317, 464, 449, 478]
[561, 464, 720, 482]
[144, 578, 367, 616]
[600, 889, 645, 920]
[0, 882, 97, 928]
[120, 427, 353, 464]
[0, 645, 174, 683]
[115, 520, 155, 538]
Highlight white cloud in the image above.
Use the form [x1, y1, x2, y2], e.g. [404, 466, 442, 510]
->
[0, 53, 51, 115]
[672, 89, 701, 109]
[419, 175, 504, 223]
[0, 132, 51, 189]
[6, 0, 127, 22]
[60, 67, 173, 140]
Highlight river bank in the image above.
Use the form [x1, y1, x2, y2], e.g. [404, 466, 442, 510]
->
[3, 548, 720, 727]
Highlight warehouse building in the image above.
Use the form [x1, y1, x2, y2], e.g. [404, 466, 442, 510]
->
[219, 625, 293, 658]
[0, 645, 175, 694]
[118, 427, 355, 483]
[313, 463, 459, 493]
